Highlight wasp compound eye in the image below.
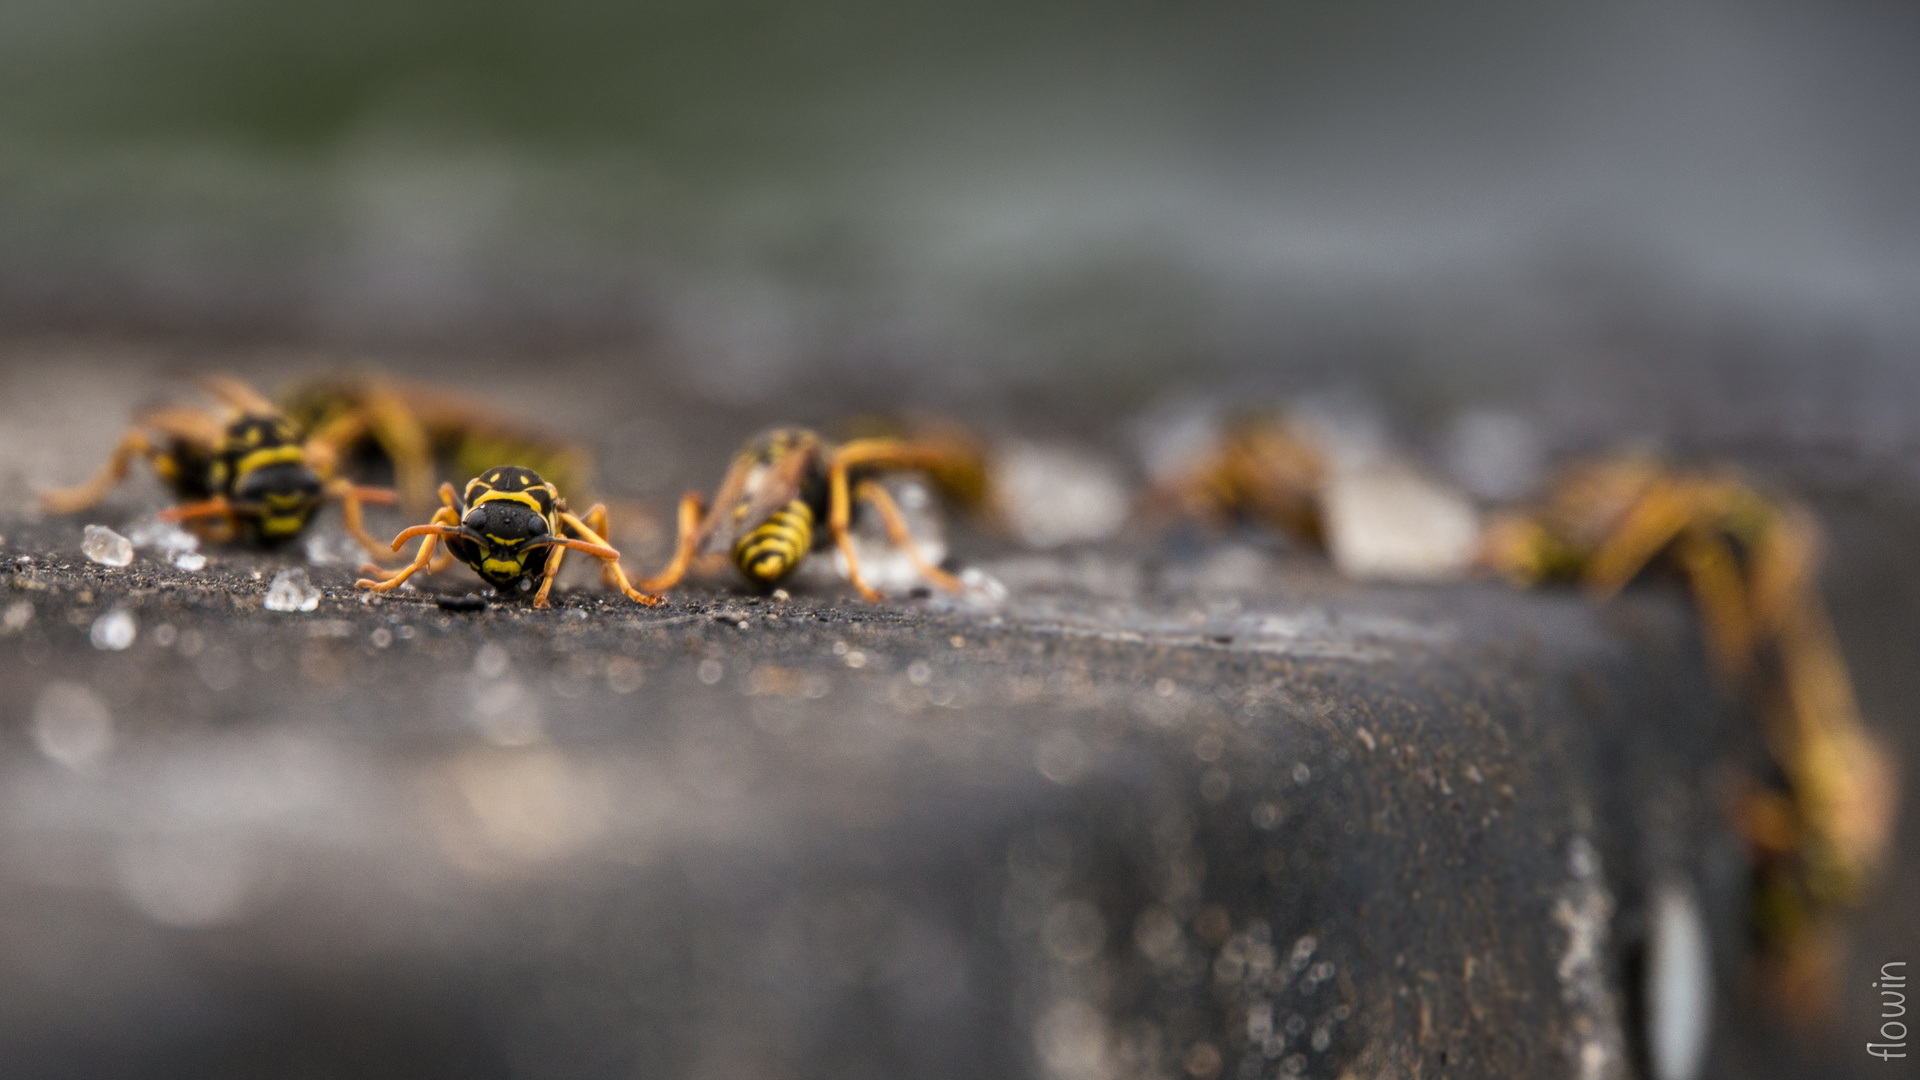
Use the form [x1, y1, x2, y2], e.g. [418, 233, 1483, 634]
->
[525, 515, 550, 536]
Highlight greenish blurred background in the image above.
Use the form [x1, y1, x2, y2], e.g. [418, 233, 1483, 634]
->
[2, 0, 1918, 419]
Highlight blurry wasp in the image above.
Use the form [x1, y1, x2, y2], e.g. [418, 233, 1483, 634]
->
[278, 375, 598, 517]
[39, 375, 396, 551]
[355, 465, 659, 608]
[1139, 414, 1329, 549]
[640, 428, 968, 601]
[1481, 457, 1899, 1018]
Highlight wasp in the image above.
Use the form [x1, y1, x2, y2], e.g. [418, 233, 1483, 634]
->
[639, 428, 968, 601]
[39, 375, 397, 551]
[1481, 458, 1899, 1017]
[355, 466, 659, 608]
[278, 375, 598, 517]
[1140, 415, 1328, 549]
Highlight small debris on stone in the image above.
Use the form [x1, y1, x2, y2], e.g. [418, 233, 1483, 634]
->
[127, 516, 200, 558]
[172, 551, 207, 572]
[81, 525, 133, 567]
[263, 568, 321, 613]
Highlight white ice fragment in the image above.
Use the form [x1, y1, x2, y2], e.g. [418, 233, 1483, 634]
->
[263, 568, 321, 612]
[127, 515, 200, 557]
[33, 681, 113, 768]
[1321, 463, 1479, 581]
[82, 524, 133, 567]
[1646, 883, 1712, 1080]
[304, 531, 364, 566]
[89, 607, 137, 651]
[991, 441, 1128, 549]
[824, 476, 949, 594]
[172, 551, 207, 572]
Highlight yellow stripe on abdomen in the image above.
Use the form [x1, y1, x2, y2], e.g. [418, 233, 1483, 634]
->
[734, 500, 814, 583]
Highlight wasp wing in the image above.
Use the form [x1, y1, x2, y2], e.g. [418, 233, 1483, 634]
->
[133, 405, 227, 452]
[706, 436, 820, 553]
[197, 374, 281, 417]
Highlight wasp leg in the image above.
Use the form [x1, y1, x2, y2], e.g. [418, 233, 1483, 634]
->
[1672, 524, 1757, 687]
[852, 478, 964, 592]
[825, 458, 882, 602]
[578, 504, 665, 604]
[561, 508, 663, 606]
[357, 382, 437, 513]
[638, 491, 714, 593]
[1581, 480, 1697, 599]
[39, 428, 158, 514]
[325, 478, 404, 562]
[828, 437, 972, 477]
[357, 484, 462, 592]
[355, 511, 460, 593]
[160, 495, 236, 523]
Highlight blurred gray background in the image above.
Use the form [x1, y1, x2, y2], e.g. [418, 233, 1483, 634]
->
[1, 5, 1917, 1077]
[2, 0, 1918, 442]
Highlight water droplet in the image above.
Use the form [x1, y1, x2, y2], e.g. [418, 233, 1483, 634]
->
[3, 600, 33, 632]
[698, 659, 725, 685]
[370, 627, 392, 648]
[33, 682, 113, 768]
[1292, 763, 1312, 784]
[81, 524, 133, 567]
[90, 607, 136, 650]
[263, 568, 321, 612]
[907, 660, 932, 685]
[844, 650, 867, 669]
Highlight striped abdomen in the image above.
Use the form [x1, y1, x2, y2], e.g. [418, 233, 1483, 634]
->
[734, 499, 814, 583]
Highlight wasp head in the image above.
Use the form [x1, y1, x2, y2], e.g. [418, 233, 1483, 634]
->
[452, 498, 557, 589]
[233, 462, 325, 542]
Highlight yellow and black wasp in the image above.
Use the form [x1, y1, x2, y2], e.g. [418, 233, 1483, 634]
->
[1138, 414, 1328, 549]
[1481, 458, 1899, 1018]
[640, 428, 968, 601]
[39, 375, 396, 550]
[355, 466, 659, 608]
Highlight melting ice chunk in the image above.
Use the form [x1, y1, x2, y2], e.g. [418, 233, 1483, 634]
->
[991, 441, 1129, 549]
[1321, 464, 1479, 581]
[82, 525, 134, 567]
[127, 516, 200, 557]
[263, 568, 322, 612]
